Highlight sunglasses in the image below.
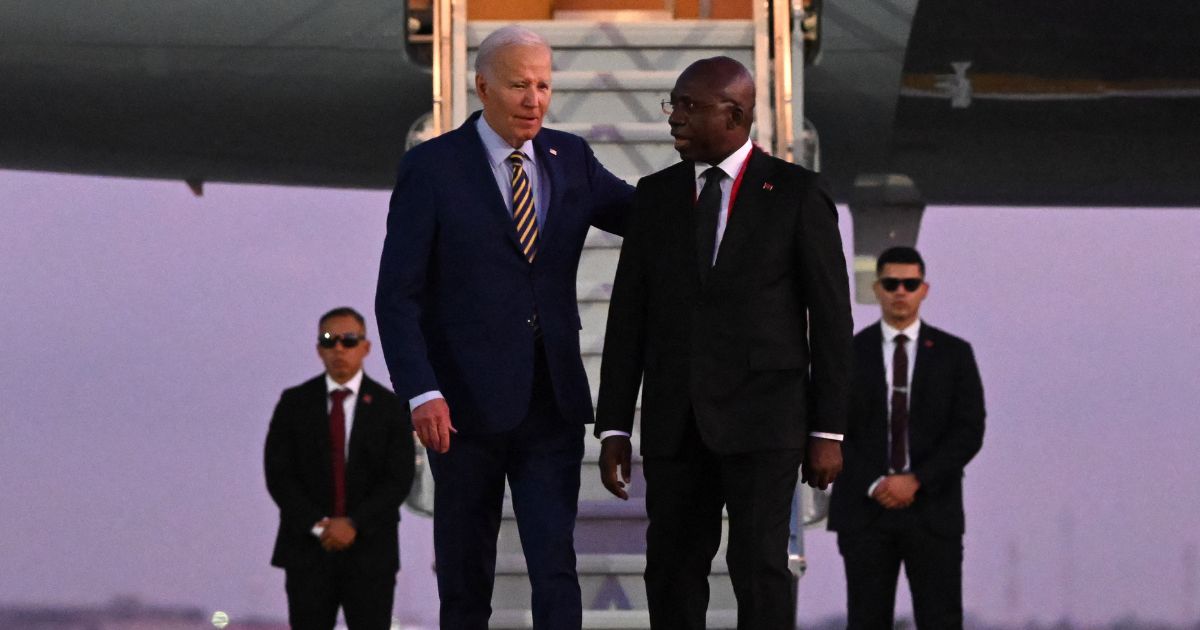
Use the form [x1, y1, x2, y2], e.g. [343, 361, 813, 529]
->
[879, 277, 924, 292]
[318, 332, 364, 349]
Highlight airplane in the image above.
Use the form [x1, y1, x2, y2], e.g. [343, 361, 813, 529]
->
[3, 1, 1196, 626]
[3, 0, 1196, 206]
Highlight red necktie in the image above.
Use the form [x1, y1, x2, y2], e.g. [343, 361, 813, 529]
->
[890, 334, 909, 472]
[329, 388, 352, 517]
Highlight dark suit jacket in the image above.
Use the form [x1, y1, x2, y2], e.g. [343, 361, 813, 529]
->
[828, 322, 985, 536]
[595, 149, 852, 456]
[376, 112, 633, 433]
[264, 374, 415, 574]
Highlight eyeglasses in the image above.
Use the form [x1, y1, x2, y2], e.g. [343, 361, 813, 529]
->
[879, 277, 924, 293]
[661, 98, 732, 116]
[318, 332, 364, 349]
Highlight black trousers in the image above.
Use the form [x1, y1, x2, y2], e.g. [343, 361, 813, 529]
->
[837, 509, 963, 629]
[428, 341, 585, 630]
[284, 557, 396, 630]
[642, 416, 803, 630]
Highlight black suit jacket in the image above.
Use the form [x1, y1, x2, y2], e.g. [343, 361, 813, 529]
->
[828, 322, 985, 536]
[595, 149, 852, 456]
[265, 374, 415, 574]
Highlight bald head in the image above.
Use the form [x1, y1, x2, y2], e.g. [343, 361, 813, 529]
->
[668, 56, 756, 164]
[681, 57, 755, 121]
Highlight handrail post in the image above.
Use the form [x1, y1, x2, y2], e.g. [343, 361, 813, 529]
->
[771, 0, 795, 162]
[432, 0, 454, 135]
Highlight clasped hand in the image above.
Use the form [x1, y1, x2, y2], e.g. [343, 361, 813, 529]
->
[318, 517, 357, 551]
[872, 473, 920, 509]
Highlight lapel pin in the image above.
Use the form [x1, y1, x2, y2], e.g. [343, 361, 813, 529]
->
[549, 148, 558, 156]
[924, 340, 934, 348]
[362, 394, 373, 405]
[762, 182, 774, 191]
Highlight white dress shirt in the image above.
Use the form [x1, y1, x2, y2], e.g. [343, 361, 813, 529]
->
[867, 319, 921, 496]
[600, 140, 842, 443]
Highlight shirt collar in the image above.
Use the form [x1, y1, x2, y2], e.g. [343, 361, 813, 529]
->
[881, 319, 921, 343]
[476, 115, 537, 170]
[693, 138, 753, 181]
[325, 370, 364, 396]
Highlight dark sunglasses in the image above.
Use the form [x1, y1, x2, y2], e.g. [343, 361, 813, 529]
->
[879, 277, 924, 292]
[318, 332, 364, 349]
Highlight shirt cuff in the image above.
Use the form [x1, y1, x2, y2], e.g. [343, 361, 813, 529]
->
[867, 476, 885, 498]
[311, 521, 327, 538]
[409, 390, 444, 412]
[809, 432, 844, 441]
[599, 430, 631, 440]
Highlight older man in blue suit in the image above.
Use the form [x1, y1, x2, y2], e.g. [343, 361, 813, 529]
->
[375, 25, 634, 630]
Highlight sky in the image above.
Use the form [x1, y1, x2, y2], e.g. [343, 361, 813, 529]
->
[1, 169, 1199, 627]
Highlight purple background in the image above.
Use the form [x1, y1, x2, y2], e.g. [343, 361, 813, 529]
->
[2, 170, 1198, 626]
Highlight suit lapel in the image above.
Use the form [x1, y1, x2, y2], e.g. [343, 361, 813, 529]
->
[532, 137, 565, 258]
[911, 322, 935, 419]
[861, 323, 889, 422]
[667, 162, 704, 287]
[459, 114, 528, 257]
[303, 379, 333, 486]
[347, 377, 382, 471]
[859, 324, 890, 467]
[709, 150, 776, 285]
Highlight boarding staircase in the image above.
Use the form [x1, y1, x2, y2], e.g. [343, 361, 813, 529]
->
[406, 2, 823, 627]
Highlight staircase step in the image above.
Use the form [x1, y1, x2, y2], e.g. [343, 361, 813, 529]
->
[499, 498, 650, 554]
[552, 70, 681, 91]
[496, 552, 730, 574]
[584, 226, 624, 249]
[493, 553, 736, 612]
[490, 608, 739, 629]
[468, 70, 676, 92]
[467, 20, 754, 49]
[552, 122, 669, 143]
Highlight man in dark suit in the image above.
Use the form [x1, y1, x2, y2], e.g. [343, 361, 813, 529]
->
[828, 246, 986, 629]
[264, 306, 415, 630]
[374, 25, 633, 629]
[595, 56, 853, 629]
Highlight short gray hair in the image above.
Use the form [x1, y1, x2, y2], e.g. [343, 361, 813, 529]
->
[475, 25, 552, 78]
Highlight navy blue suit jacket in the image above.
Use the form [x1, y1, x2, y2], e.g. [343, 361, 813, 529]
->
[376, 112, 634, 434]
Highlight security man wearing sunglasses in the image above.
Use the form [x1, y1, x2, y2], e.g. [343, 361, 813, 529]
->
[264, 307, 415, 630]
[828, 247, 986, 629]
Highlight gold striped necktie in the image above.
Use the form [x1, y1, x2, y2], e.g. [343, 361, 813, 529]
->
[508, 150, 539, 262]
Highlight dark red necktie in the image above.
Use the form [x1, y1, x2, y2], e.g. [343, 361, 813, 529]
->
[329, 388, 352, 517]
[890, 334, 909, 472]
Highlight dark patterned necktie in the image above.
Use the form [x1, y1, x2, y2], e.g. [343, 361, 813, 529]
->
[890, 334, 909, 472]
[329, 388, 351, 517]
[509, 151, 539, 262]
[695, 166, 724, 282]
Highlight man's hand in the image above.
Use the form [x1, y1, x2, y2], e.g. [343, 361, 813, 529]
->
[320, 517, 357, 551]
[871, 473, 920, 509]
[599, 436, 633, 500]
[412, 398, 455, 454]
[801, 437, 842, 490]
